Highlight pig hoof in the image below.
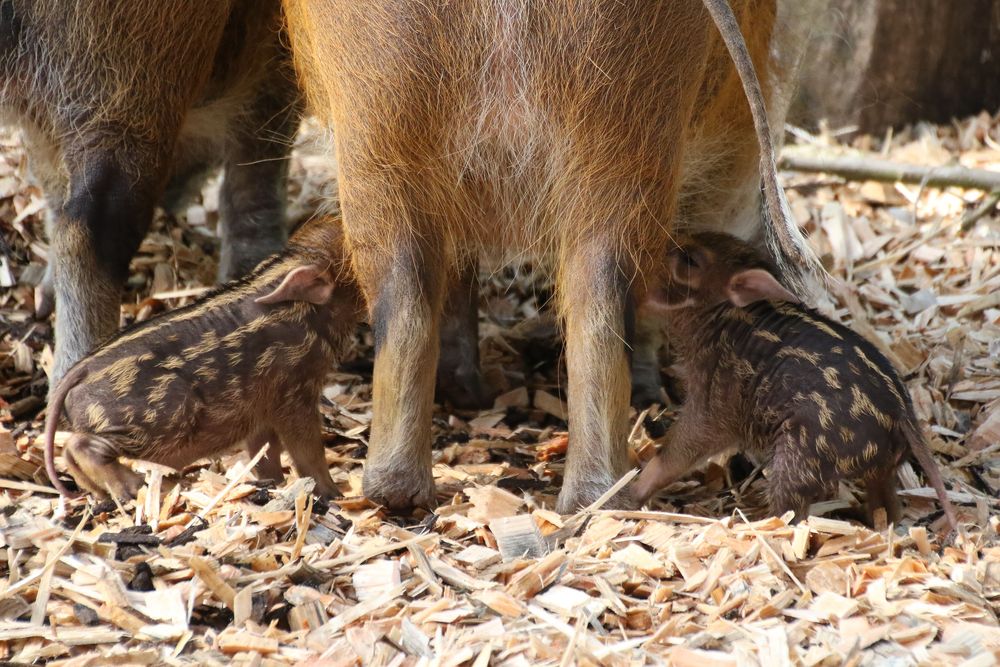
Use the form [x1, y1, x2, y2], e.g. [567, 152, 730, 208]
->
[218, 235, 286, 283]
[555, 479, 635, 514]
[436, 365, 493, 410]
[363, 466, 437, 512]
[630, 381, 666, 409]
[34, 283, 55, 320]
[106, 470, 145, 501]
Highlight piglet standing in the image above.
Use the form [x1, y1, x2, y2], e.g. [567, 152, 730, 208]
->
[43, 216, 362, 500]
[632, 232, 960, 532]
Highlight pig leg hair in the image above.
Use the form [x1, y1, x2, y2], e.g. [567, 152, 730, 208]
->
[355, 229, 444, 511]
[436, 254, 491, 409]
[557, 244, 634, 513]
[49, 156, 162, 387]
[217, 59, 301, 281]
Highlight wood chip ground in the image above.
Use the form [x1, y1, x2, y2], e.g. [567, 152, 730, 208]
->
[0, 116, 998, 665]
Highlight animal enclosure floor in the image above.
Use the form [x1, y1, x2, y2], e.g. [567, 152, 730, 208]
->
[0, 115, 999, 665]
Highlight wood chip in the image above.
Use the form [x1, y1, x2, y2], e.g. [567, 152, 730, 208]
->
[534, 390, 568, 421]
[490, 514, 548, 560]
[217, 630, 279, 655]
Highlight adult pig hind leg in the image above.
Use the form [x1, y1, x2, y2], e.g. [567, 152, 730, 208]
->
[437, 254, 492, 410]
[49, 157, 161, 388]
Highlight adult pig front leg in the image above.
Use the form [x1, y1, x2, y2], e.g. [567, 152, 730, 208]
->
[557, 242, 636, 513]
[50, 155, 164, 386]
[342, 164, 446, 511]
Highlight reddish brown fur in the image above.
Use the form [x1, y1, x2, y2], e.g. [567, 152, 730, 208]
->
[43, 215, 362, 500]
[632, 233, 960, 533]
[284, 0, 819, 512]
[1, 0, 301, 387]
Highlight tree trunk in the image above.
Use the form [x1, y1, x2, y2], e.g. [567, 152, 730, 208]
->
[789, 0, 1000, 133]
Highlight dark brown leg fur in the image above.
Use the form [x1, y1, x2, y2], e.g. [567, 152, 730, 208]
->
[278, 409, 337, 499]
[767, 431, 817, 523]
[217, 60, 301, 282]
[436, 255, 492, 410]
[630, 305, 667, 408]
[246, 429, 285, 483]
[50, 156, 163, 385]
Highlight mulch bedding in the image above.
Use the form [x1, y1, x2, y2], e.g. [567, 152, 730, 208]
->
[0, 114, 998, 666]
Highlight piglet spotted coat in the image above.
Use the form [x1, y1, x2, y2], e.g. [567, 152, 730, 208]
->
[44, 216, 362, 500]
[632, 232, 959, 532]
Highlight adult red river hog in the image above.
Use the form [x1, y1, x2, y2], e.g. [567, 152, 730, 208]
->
[0, 0, 301, 387]
[283, 0, 821, 512]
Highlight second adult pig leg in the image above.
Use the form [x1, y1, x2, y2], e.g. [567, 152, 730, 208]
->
[556, 242, 636, 512]
[217, 61, 301, 281]
[356, 234, 444, 511]
[437, 255, 491, 409]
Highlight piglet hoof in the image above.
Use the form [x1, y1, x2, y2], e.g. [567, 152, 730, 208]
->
[311, 474, 339, 501]
[362, 465, 437, 513]
[435, 365, 494, 410]
[84, 463, 144, 501]
[92, 468, 144, 502]
[34, 283, 55, 320]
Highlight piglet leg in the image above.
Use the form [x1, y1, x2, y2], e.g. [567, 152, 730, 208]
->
[63, 434, 144, 500]
[631, 409, 729, 505]
[246, 429, 285, 484]
[864, 470, 903, 527]
[767, 428, 819, 523]
[278, 413, 337, 499]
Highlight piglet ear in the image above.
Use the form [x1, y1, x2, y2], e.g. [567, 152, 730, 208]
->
[725, 269, 799, 307]
[256, 265, 334, 305]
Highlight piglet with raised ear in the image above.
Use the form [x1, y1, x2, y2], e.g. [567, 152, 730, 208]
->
[632, 232, 960, 532]
[43, 215, 363, 500]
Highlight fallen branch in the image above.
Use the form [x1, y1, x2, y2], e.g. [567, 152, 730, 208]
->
[961, 189, 1000, 231]
[779, 153, 1000, 191]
